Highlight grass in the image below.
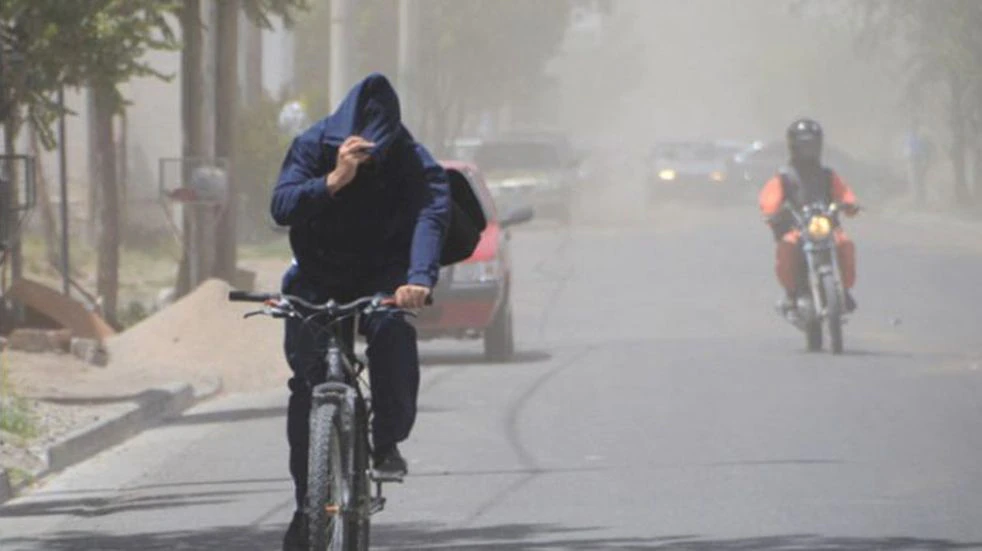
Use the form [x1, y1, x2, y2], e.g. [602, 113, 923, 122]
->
[6, 466, 34, 488]
[0, 352, 39, 440]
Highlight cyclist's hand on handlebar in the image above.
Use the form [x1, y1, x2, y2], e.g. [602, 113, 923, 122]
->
[394, 284, 431, 309]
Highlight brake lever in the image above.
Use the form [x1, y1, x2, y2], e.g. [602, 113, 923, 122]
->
[244, 305, 294, 319]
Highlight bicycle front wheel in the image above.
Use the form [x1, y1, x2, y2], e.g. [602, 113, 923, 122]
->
[307, 402, 353, 551]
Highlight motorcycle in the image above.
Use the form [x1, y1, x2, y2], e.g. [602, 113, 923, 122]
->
[778, 201, 852, 354]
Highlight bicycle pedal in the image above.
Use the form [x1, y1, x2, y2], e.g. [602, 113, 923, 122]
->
[369, 496, 386, 515]
[371, 470, 405, 483]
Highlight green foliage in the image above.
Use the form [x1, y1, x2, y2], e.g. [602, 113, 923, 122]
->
[0, 0, 181, 147]
[0, 354, 38, 440]
[242, 0, 312, 29]
[0, 394, 37, 439]
[234, 94, 295, 242]
[7, 466, 33, 487]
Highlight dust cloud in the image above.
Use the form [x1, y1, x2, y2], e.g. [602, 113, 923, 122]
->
[539, 0, 909, 225]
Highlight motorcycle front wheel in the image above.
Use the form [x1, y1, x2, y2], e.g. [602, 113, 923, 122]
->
[823, 276, 844, 355]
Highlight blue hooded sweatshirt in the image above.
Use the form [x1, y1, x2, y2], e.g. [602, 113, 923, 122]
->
[270, 74, 451, 290]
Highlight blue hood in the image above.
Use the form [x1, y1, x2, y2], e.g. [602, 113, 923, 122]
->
[321, 73, 408, 163]
[270, 73, 451, 289]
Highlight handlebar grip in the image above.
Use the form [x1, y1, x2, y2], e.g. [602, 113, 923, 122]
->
[228, 290, 277, 303]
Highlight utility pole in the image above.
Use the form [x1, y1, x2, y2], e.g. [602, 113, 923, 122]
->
[397, 0, 419, 130]
[329, 0, 352, 109]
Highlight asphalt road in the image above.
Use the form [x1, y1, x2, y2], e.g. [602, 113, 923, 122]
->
[3, 201, 982, 550]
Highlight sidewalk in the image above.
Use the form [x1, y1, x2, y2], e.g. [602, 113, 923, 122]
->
[1, 271, 291, 503]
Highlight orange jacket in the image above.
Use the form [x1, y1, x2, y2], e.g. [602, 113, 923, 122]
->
[759, 170, 857, 217]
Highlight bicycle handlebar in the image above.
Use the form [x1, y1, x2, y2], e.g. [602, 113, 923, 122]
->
[228, 290, 277, 303]
[229, 290, 432, 321]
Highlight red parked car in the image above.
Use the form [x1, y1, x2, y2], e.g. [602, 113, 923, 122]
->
[416, 161, 534, 361]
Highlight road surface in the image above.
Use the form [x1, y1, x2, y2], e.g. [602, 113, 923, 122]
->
[3, 201, 981, 550]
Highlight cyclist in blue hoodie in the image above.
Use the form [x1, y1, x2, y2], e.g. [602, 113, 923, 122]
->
[270, 73, 450, 549]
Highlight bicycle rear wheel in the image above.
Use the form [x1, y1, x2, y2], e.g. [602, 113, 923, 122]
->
[307, 402, 352, 551]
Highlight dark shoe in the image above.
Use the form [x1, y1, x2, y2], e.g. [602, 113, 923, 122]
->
[283, 511, 307, 551]
[845, 291, 857, 313]
[372, 444, 408, 482]
[775, 293, 794, 315]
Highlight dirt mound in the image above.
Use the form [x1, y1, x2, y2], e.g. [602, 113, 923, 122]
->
[107, 279, 289, 393]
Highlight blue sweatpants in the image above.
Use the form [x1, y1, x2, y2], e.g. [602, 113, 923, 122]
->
[282, 265, 420, 511]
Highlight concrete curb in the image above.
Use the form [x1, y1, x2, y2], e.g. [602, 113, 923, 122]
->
[1, 377, 223, 504]
[44, 382, 195, 473]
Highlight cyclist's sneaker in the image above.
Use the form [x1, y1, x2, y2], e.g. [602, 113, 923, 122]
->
[373, 444, 408, 481]
[282, 511, 307, 551]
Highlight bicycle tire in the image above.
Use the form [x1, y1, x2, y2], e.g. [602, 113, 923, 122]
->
[307, 402, 352, 551]
[349, 401, 371, 550]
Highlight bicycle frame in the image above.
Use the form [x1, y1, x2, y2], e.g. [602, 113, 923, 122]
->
[230, 290, 405, 522]
[308, 315, 384, 521]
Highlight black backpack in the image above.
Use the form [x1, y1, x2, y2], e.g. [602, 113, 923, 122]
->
[439, 169, 486, 266]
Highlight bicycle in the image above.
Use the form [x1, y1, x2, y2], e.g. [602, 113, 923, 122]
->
[229, 290, 413, 551]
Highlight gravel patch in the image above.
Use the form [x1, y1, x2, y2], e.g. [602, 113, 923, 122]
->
[0, 393, 132, 484]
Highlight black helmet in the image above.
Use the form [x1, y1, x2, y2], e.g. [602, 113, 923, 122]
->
[787, 118, 823, 163]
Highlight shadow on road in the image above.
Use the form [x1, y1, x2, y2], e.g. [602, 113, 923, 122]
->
[373, 524, 982, 550]
[8, 523, 981, 551]
[421, 349, 553, 367]
[0, 487, 267, 519]
[166, 405, 287, 426]
[29, 388, 182, 407]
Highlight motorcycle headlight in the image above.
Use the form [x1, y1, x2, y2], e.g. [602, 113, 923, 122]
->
[658, 169, 677, 181]
[452, 259, 501, 284]
[710, 170, 726, 182]
[807, 215, 833, 239]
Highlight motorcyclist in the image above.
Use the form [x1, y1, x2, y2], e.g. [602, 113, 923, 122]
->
[270, 73, 450, 550]
[758, 118, 859, 314]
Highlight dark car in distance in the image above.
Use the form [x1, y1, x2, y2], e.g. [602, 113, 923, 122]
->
[646, 140, 745, 203]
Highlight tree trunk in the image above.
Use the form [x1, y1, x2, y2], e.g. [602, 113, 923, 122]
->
[28, 125, 60, 268]
[3, 114, 23, 286]
[86, 90, 102, 245]
[177, 0, 205, 298]
[92, 83, 119, 327]
[214, 0, 240, 283]
[117, 111, 128, 238]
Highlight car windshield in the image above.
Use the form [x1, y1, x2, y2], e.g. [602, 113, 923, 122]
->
[474, 142, 563, 172]
[653, 143, 723, 162]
